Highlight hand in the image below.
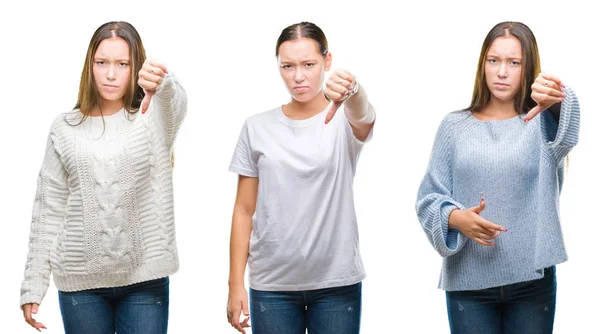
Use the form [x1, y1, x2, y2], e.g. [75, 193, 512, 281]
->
[22, 303, 46, 332]
[227, 284, 250, 333]
[324, 69, 357, 124]
[138, 59, 169, 114]
[448, 200, 507, 247]
[524, 73, 566, 122]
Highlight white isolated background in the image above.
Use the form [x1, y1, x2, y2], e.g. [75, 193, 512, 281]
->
[0, 0, 598, 333]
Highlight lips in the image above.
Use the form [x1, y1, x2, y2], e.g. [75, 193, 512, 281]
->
[493, 82, 509, 87]
[102, 84, 120, 91]
[293, 86, 309, 92]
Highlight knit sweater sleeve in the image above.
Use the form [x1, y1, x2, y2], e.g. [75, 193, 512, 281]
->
[151, 73, 188, 148]
[20, 125, 69, 306]
[540, 86, 580, 162]
[416, 113, 468, 257]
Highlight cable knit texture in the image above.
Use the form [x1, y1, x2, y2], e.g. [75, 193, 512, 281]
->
[20, 74, 187, 306]
[416, 86, 579, 291]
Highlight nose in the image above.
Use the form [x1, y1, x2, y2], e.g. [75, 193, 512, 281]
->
[107, 64, 116, 81]
[294, 67, 305, 83]
[498, 62, 508, 79]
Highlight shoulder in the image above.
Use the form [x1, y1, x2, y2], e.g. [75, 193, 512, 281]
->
[243, 106, 280, 128]
[441, 109, 471, 125]
[48, 109, 83, 134]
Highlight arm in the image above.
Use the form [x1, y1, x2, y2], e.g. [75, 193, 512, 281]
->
[228, 176, 257, 287]
[151, 73, 188, 148]
[227, 121, 257, 333]
[21, 131, 68, 306]
[227, 175, 257, 333]
[343, 84, 376, 142]
[138, 60, 188, 148]
[415, 115, 469, 257]
[541, 86, 580, 162]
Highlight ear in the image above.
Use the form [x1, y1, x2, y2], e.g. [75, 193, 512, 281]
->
[324, 52, 332, 72]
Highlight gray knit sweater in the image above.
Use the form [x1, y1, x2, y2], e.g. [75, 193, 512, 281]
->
[416, 86, 580, 291]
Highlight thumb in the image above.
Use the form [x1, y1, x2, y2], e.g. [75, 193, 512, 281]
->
[31, 303, 39, 315]
[470, 199, 485, 214]
[141, 91, 153, 114]
[325, 101, 342, 124]
[524, 104, 543, 123]
[242, 299, 249, 316]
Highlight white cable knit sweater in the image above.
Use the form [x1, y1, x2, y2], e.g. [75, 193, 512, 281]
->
[20, 74, 187, 306]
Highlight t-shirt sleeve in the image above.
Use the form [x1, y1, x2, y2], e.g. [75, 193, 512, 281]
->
[229, 120, 258, 177]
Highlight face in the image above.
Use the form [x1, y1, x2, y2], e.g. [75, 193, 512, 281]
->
[277, 37, 331, 102]
[484, 35, 522, 103]
[92, 37, 131, 106]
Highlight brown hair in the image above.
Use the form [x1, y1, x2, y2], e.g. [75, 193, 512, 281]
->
[275, 22, 328, 57]
[73, 21, 146, 122]
[468, 21, 541, 114]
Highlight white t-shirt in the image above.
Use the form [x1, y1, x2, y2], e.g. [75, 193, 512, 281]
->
[229, 105, 373, 291]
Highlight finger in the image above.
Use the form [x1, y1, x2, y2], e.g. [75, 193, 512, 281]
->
[138, 78, 161, 92]
[524, 104, 543, 123]
[476, 230, 500, 240]
[139, 70, 165, 85]
[334, 69, 354, 83]
[141, 91, 153, 114]
[325, 100, 342, 124]
[473, 237, 496, 247]
[31, 303, 39, 315]
[533, 82, 566, 98]
[539, 73, 563, 88]
[147, 60, 168, 74]
[232, 307, 241, 328]
[241, 316, 251, 327]
[328, 77, 351, 94]
[242, 299, 250, 317]
[145, 64, 166, 79]
[470, 199, 485, 214]
[34, 321, 47, 331]
[479, 219, 507, 232]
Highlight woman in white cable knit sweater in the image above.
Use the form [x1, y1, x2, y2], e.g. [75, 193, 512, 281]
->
[19, 21, 186, 333]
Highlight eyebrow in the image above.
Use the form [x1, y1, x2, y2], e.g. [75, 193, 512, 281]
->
[486, 53, 521, 60]
[278, 58, 318, 64]
[93, 56, 130, 61]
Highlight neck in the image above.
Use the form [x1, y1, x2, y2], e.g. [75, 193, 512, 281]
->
[283, 91, 330, 120]
[479, 97, 518, 120]
[90, 99, 124, 117]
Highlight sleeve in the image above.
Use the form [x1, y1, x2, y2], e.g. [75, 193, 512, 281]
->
[150, 73, 188, 148]
[540, 85, 580, 162]
[415, 115, 468, 257]
[228, 121, 258, 177]
[20, 129, 69, 306]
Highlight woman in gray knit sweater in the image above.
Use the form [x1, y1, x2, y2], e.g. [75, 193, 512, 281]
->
[416, 21, 579, 333]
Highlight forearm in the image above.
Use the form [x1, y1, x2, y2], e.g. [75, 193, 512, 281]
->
[228, 211, 252, 287]
[344, 85, 375, 126]
[153, 74, 188, 146]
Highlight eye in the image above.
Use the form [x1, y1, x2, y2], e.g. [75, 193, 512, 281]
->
[487, 58, 497, 64]
[281, 64, 292, 69]
[305, 63, 315, 67]
[511, 61, 521, 66]
[119, 62, 129, 67]
[95, 61, 105, 65]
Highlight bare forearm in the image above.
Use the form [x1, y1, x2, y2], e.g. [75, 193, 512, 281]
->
[228, 212, 252, 287]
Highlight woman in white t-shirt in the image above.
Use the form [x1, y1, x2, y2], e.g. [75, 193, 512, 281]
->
[225, 21, 375, 334]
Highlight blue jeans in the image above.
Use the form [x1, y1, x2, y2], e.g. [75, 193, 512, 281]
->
[58, 277, 169, 334]
[446, 266, 556, 334]
[249, 282, 362, 334]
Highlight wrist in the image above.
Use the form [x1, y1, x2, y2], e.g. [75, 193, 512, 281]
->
[448, 208, 462, 231]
